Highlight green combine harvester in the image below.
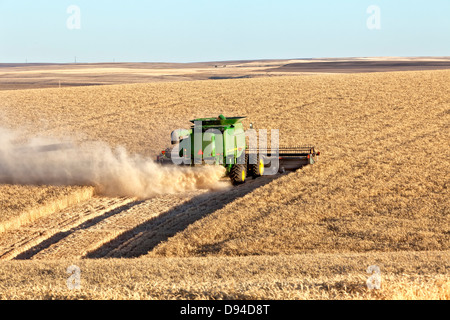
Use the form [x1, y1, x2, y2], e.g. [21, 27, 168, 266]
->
[156, 115, 319, 185]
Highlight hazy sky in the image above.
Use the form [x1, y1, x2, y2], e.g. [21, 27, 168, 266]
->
[1, 0, 449, 63]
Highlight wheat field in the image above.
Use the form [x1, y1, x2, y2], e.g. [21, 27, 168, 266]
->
[0, 185, 94, 233]
[0, 251, 448, 300]
[0, 68, 448, 299]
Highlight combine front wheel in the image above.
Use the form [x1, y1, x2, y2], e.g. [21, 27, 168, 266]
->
[248, 154, 264, 177]
[230, 164, 247, 185]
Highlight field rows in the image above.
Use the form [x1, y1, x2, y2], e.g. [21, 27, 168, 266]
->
[0, 197, 136, 260]
[0, 69, 448, 299]
[0, 185, 94, 234]
[0, 175, 280, 261]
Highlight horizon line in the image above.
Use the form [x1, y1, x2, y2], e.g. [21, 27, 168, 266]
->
[2, 55, 450, 65]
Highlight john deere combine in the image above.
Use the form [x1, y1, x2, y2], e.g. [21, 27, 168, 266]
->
[157, 115, 319, 185]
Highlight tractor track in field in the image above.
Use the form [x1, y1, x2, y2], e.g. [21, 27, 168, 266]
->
[0, 175, 281, 261]
[88, 175, 279, 258]
[0, 197, 138, 261]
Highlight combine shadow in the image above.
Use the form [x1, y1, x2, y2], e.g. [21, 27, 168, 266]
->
[86, 173, 286, 259]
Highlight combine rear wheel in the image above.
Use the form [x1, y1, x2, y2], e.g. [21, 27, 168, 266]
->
[248, 154, 264, 177]
[230, 164, 247, 185]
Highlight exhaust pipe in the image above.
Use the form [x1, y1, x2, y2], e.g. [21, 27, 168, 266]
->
[171, 129, 190, 145]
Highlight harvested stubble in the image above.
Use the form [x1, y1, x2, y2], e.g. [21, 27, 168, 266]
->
[0, 185, 94, 233]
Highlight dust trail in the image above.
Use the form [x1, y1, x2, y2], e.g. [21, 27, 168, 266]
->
[0, 127, 229, 198]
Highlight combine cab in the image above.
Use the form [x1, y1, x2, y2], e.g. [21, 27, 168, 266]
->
[157, 115, 319, 185]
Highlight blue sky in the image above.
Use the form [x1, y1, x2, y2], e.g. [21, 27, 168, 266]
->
[0, 0, 449, 63]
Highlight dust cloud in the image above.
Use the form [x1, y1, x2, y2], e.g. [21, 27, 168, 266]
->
[0, 127, 228, 198]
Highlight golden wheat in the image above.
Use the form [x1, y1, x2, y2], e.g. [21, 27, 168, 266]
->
[0, 250, 448, 300]
[0, 185, 94, 233]
[0, 71, 448, 256]
[0, 69, 448, 300]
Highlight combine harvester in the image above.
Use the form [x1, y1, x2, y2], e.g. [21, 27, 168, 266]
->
[157, 115, 319, 185]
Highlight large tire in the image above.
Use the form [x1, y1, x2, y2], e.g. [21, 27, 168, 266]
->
[248, 154, 264, 177]
[230, 164, 247, 185]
